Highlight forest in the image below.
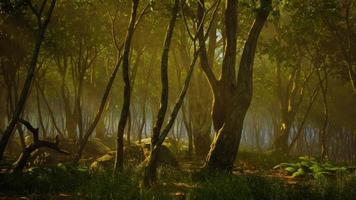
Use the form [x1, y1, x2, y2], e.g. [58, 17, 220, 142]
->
[0, 0, 356, 199]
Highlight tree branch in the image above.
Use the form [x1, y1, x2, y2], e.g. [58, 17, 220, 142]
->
[12, 120, 70, 173]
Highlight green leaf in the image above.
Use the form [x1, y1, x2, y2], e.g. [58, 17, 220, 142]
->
[57, 163, 67, 171]
[312, 172, 328, 180]
[292, 168, 305, 178]
[273, 163, 289, 169]
[310, 164, 323, 173]
[284, 166, 297, 173]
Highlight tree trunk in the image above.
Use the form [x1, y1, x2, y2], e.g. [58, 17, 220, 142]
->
[317, 66, 329, 160]
[35, 85, 47, 138]
[181, 103, 193, 155]
[193, 125, 211, 156]
[74, 55, 122, 163]
[36, 81, 64, 137]
[126, 110, 131, 145]
[143, 0, 180, 186]
[114, 0, 139, 174]
[204, 0, 271, 171]
[273, 59, 309, 154]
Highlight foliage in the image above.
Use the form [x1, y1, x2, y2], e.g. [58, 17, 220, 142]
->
[273, 156, 355, 180]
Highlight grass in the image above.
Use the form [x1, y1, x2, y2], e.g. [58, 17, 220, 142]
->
[236, 150, 296, 170]
[1, 151, 356, 199]
[189, 172, 356, 200]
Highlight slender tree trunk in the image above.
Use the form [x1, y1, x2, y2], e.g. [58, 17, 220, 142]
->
[36, 85, 47, 138]
[138, 102, 146, 143]
[317, 67, 329, 160]
[36, 82, 64, 137]
[74, 56, 122, 163]
[288, 85, 320, 154]
[114, 0, 139, 174]
[143, 0, 180, 186]
[181, 104, 193, 155]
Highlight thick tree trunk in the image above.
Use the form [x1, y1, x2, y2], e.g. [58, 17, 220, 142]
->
[193, 125, 211, 157]
[204, 0, 271, 171]
[0, 0, 56, 161]
[126, 110, 131, 145]
[205, 99, 248, 170]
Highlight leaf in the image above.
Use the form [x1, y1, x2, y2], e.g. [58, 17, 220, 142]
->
[75, 167, 89, 173]
[312, 172, 328, 180]
[310, 164, 323, 173]
[284, 166, 297, 173]
[300, 161, 312, 168]
[57, 163, 67, 171]
[292, 168, 305, 178]
[273, 163, 289, 169]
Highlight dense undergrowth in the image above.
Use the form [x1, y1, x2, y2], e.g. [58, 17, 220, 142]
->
[1, 155, 356, 200]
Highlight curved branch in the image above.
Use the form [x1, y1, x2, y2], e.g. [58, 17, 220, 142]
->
[12, 120, 70, 173]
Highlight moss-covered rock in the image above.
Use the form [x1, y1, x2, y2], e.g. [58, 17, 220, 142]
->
[85, 138, 112, 155]
[140, 139, 179, 167]
[89, 153, 114, 172]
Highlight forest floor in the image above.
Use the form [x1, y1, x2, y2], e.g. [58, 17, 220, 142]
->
[0, 142, 355, 200]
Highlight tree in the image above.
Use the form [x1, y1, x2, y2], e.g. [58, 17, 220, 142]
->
[143, 0, 180, 186]
[203, 0, 271, 171]
[143, 0, 220, 186]
[114, 0, 140, 174]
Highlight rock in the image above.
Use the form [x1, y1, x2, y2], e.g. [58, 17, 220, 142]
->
[100, 137, 117, 149]
[89, 141, 179, 172]
[89, 153, 114, 172]
[124, 145, 145, 163]
[85, 138, 112, 155]
[140, 139, 179, 167]
[155, 145, 179, 167]
[89, 145, 145, 172]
